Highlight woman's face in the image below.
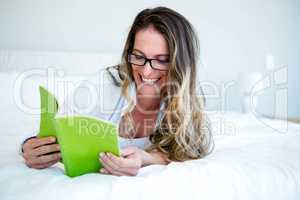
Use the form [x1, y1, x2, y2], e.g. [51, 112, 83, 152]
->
[131, 25, 169, 99]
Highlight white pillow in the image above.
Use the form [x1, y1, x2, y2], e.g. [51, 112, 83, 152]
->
[0, 68, 121, 162]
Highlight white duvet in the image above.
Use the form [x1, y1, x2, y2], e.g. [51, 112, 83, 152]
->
[1, 112, 300, 200]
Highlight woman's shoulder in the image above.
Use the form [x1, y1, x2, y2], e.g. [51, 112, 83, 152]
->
[105, 65, 123, 87]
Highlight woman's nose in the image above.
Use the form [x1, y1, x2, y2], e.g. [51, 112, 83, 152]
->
[141, 61, 153, 76]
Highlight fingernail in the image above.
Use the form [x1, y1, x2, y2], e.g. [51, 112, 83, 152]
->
[51, 137, 56, 142]
[100, 153, 104, 158]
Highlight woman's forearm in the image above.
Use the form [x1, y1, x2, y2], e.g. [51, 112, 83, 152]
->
[141, 149, 170, 166]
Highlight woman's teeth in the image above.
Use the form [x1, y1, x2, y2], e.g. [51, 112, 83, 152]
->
[141, 76, 159, 84]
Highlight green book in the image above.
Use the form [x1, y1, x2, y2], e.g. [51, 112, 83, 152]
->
[38, 86, 120, 177]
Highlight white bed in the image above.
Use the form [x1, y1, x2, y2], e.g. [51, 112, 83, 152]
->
[0, 50, 300, 200]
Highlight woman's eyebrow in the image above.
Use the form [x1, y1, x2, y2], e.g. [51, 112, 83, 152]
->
[132, 49, 145, 56]
[156, 54, 169, 58]
[132, 49, 169, 58]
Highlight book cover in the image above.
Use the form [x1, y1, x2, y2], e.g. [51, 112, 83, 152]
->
[38, 86, 120, 177]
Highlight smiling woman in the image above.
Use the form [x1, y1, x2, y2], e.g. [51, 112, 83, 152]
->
[21, 6, 214, 176]
[129, 25, 169, 108]
[117, 6, 214, 162]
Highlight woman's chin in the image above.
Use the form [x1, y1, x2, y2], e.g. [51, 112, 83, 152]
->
[137, 85, 161, 98]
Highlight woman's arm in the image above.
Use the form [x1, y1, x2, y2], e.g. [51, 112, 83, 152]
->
[142, 149, 170, 166]
[99, 146, 169, 176]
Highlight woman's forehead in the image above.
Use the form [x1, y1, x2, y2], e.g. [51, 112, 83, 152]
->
[134, 26, 169, 57]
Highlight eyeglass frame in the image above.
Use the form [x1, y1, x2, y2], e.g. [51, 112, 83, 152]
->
[127, 53, 169, 71]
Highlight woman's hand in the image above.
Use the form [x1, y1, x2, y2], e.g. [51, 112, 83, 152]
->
[22, 136, 61, 169]
[99, 146, 145, 176]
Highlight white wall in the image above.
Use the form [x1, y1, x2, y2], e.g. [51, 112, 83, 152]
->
[0, 0, 299, 117]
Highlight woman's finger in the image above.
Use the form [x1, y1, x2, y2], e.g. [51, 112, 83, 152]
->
[29, 152, 61, 165]
[30, 159, 59, 169]
[100, 153, 120, 170]
[99, 168, 109, 174]
[99, 167, 124, 176]
[106, 153, 125, 168]
[27, 137, 56, 149]
[99, 154, 125, 176]
[105, 153, 132, 174]
[99, 158, 124, 176]
[106, 153, 140, 175]
[31, 144, 60, 157]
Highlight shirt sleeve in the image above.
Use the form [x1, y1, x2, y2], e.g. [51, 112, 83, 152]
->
[19, 131, 38, 155]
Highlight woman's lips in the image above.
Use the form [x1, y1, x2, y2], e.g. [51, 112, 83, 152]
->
[139, 74, 160, 85]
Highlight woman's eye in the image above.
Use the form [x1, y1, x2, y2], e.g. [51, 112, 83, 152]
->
[157, 59, 169, 64]
[133, 55, 144, 60]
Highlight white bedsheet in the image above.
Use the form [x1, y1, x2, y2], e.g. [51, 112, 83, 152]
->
[1, 112, 300, 200]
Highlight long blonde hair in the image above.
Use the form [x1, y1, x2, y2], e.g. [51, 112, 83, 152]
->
[116, 7, 214, 161]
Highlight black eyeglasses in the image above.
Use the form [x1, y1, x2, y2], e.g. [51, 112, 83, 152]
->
[128, 53, 169, 71]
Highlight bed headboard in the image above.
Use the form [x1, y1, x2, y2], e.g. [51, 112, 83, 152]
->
[0, 50, 120, 74]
